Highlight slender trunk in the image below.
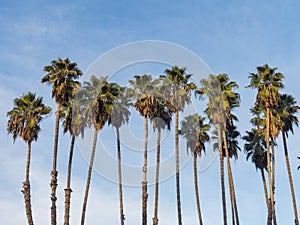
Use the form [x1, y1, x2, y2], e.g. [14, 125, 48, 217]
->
[260, 169, 269, 210]
[222, 130, 236, 225]
[266, 107, 273, 225]
[271, 138, 277, 225]
[142, 118, 149, 225]
[282, 131, 299, 225]
[117, 128, 125, 225]
[229, 167, 239, 225]
[218, 125, 227, 225]
[175, 111, 183, 225]
[51, 103, 61, 225]
[22, 142, 34, 225]
[194, 153, 203, 225]
[64, 135, 75, 225]
[81, 129, 98, 225]
[153, 128, 161, 225]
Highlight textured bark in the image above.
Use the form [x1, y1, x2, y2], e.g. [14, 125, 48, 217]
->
[22, 142, 34, 225]
[260, 169, 269, 210]
[194, 153, 203, 225]
[81, 129, 98, 225]
[222, 130, 236, 225]
[51, 103, 61, 225]
[175, 111, 183, 225]
[64, 135, 75, 225]
[153, 128, 161, 225]
[117, 128, 125, 225]
[142, 118, 148, 225]
[282, 131, 299, 225]
[218, 125, 227, 225]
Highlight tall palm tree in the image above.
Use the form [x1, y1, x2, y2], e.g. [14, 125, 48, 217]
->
[79, 75, 120, 225]
[277, 94, 299, 225]
[41, 58, 82, 225]
[196, 74, 228, 225]
[243, 128, 269, 208]
[109, 87, 131, 225]
[7, 92, 51, 225]
[160, 66, 196, 225]
[217, 74, 241, 225]
[128, 75, 159, 225]
[61, 99, 85, 225]
[151, 94, 172, 225]
[180, 114, 210, 225]
[246, 64, 284, 225]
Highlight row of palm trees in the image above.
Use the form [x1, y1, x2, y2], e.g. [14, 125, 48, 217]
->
[6, 58, 300, 225]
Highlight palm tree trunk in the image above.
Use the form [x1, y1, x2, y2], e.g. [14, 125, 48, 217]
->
[64, 135, 75, 225]
[51, 103, 61, 225]
[81, 129, 98, 225]
[153, 128, 161, 225]
[22, 142, 34, 225]
[229, 167, 239, 225]
[271, 139, 277, 225]
[282, 131, 299, 225]
[266, 107, 273, 225]
[142, 118, 149, 225]
[218, 125, 227, 225]
[194, 153, 203, 225]
[117, 127, 125, 225]
[222, 130, 236, 225]
[175, 111, 183, 225]
[260, 169, 269, 210]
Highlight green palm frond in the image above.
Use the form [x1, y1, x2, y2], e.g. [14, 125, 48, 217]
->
[7, 92, 51, 143]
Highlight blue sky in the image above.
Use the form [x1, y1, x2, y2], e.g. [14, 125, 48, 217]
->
[1, 0, 300, 225]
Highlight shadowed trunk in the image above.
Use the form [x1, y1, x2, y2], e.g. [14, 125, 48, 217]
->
[218, 125, 227, 225]
[22, 142, 34, 225]
[222, 130, 236, 225]
[229, 167, 239, 225]
[51, 103, 61, 225]
[266, 108, 274, 225]
[81, 129, 98, 225]
[194, 153, 203, 225]
[271, 138, 277, 225]
[153, 128, 161, 225]
[282, 131, 299, 225]
[117, 127, 125, 225]
[260, 169, 269, 210]
[175, 111, 183, 225]
[64, 135, 75, 225]
[142, 118, 148, 225]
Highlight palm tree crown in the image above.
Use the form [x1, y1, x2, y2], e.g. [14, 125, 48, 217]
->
[41, 58, 82, 105]
[180, 114, 210, 156]
[7, 92, 51, 143]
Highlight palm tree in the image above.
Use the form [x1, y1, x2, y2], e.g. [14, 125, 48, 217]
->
[180, 114, 210, 225]
[160, 66, 196, 225]
[196, 74, 227, 225]
[243, 128, 269, 208]
[109, 87, 131, 225]
[7, 92, 51, 225]
[128, 75, 159, 225]
[277, 94, 299, 225]
[41, 57, 82, 225]
[61, 99, 85, 225]
[217, 74, 241, 225]
[151, 94, 172, 225]
[246, 64, 284, 225]
[79, 75, 120, 225]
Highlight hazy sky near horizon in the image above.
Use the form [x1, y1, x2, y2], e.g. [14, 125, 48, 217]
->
[1, 1, 300, 225]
